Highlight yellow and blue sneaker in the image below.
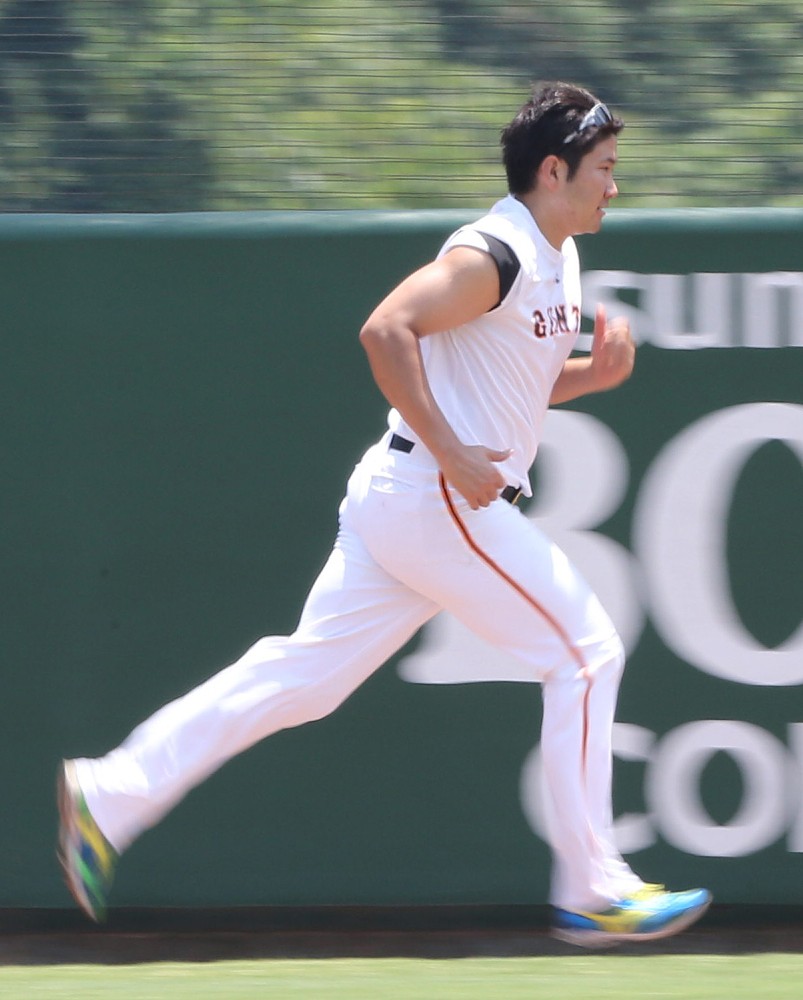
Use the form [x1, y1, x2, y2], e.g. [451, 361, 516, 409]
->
[57, 759, 118, 923]
[552, 887, 712, 947]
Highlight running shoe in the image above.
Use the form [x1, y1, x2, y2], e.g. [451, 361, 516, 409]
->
[57, 759, 118, 922]
[552, 887, 712, 947]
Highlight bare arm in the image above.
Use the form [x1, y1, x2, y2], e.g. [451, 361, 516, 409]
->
[550, 303, 636, 405]
[359, 247, 511, 509]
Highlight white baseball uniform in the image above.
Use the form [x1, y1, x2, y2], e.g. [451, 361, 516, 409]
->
[74, 194, 644, 912]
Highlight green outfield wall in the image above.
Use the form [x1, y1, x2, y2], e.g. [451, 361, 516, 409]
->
[1, 209, 801, 911]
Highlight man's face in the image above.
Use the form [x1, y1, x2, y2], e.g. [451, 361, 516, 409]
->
[563, 134, 619, 235]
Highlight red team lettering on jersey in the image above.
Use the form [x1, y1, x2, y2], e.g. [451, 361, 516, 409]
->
[533, 304, 581, 339]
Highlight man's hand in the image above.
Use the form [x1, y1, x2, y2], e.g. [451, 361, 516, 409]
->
[438, 443, 511, 510]
[589, 303, 635, 391]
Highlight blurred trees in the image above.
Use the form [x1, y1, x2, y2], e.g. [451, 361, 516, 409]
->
[435, 0, 803, 205]
[0, 0, 212, 209]
[0, 0, 800, 210]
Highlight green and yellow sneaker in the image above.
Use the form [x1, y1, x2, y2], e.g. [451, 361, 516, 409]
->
[57, 759, 118, 922]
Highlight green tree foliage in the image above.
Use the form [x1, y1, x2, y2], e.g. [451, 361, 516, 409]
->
[0, 0, 212, 209]
[434, 0, 803, 207]
[0, 0, 800, 210]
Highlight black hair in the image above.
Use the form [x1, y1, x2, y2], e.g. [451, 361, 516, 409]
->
[501, 81, 624, 195]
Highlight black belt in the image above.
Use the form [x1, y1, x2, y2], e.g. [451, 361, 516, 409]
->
[389, 432, 415, 453]
[388, 433, 523, 505]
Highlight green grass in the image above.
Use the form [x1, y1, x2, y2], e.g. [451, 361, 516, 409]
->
[2, 955, 803, 1000]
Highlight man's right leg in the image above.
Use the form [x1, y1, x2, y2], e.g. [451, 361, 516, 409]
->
[58, 523, 436, 918]
[355, 476, 711, 946]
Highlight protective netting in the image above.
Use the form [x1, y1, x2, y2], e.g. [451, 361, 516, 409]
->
[0, 0, 801, 211]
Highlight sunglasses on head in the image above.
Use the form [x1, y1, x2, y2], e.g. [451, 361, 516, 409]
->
[561, 102, 614, 145]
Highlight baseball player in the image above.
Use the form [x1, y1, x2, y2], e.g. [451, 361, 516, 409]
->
[58, 81, 711, 946]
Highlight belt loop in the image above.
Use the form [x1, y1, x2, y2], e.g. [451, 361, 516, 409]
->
[500, 485, 522, 505]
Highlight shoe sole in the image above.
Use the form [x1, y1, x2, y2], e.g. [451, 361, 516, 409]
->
[56, 760, 102, 922]
[552, 897, 712, 948]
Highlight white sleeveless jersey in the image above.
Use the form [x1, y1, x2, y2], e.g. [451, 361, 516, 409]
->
[388, 194, 582, 495]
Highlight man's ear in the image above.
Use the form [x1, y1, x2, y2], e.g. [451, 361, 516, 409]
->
[537, 154, 566, 190]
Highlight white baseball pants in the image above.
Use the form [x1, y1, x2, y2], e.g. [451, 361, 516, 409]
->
[75, 432, 643, 912]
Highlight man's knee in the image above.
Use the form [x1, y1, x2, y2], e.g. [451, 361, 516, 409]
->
[545, 630, 625, 685]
